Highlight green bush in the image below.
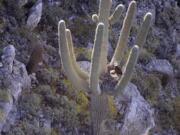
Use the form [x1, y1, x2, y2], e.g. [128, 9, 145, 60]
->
[132, 70, 161, 105]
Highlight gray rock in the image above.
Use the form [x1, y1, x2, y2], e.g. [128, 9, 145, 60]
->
[26, 0, 43, 30]
[77, 61, 91, 73]
[117, 83, 155, 135]
[146, 59, 174, 76]
[18, 0, 28, 7]
[1, 45, 15, 73]
[0, 45, 31, 132]
[87, 42, 93, 49]
[176, 44, 180, 58]
[48, 0, 61, 6]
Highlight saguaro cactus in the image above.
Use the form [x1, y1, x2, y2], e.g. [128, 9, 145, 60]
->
[58, 1, 152, 134]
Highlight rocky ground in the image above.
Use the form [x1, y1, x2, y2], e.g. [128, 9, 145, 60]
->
[0, 0, 179, 135]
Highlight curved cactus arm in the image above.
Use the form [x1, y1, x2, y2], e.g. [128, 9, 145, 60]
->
[135, 12, 152, 48]
[92, 14, 99, 23]
[66, 29, 89, 80]
[110, 1, 136, 66]
[109, 4, 124, 25]
[113, 45, 139, 96]
[90, 23, 105, 95]
[98, 0, 112, 73]
[58, 20, 89, 91]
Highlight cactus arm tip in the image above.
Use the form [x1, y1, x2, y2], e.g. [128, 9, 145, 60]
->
[92, 14, 99, 23]
[109, 4, 124, 25]
[145, 12, 152, 18]
[58, 20, 65, 28]
[135, 12, 152, 48]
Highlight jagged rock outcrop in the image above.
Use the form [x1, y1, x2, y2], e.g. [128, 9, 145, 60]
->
[0, 45, 31, 132]
[26, 0, 43, 30]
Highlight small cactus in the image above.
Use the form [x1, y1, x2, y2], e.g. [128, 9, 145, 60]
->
[58, 1, 152, 134]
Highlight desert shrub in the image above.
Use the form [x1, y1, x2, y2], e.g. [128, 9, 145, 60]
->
[35, 85, 52, 96]
[0, 109, 5, 121]
[172, 96, 180, 132]
[19, 93, 42, 116]
[41, 4, 66, 28]
[138, 48, 154, 64]
[4, 0, 27, 23]
[0, 89, 12, 102]
[131, 70, 161, 105]
[74, 47, 92, 61]
[5, 127, 25, 135]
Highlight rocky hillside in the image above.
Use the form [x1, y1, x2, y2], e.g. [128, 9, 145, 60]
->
[0, 0, 179, 135]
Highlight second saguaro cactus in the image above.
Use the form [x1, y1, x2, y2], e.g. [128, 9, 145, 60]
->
[58, 1, 152, 134]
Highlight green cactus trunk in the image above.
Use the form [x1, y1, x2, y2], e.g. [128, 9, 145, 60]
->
[91, 94, 109, 135]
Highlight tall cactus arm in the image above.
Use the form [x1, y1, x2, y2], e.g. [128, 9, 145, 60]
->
[58, 20, 89, 91]
[92, 14, 99, 23]
[98, 0, 112, 23]
[66, 29, 89, 80]
[98, 0, 112, 73]
[135, 12, 152, 48]
[113, 45, 139, 96]
[110, 1, 136, 66]
[109, 4, 124, 25]
[90, 23, 105, 95]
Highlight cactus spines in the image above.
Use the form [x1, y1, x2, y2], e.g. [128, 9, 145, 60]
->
[58, 20, 89, 91]
[66, 29, 89, 80]
[135, 12, 152, 48]
[58, 1, 152, 134]
[109, 4, 124, 25]
[111, 1, 136, 66]
[114, 45, 139, 95]
[90, 23, 105, 95]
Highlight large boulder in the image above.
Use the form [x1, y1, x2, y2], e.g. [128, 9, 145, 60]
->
[116, 83, 155, 135]
[146, 59, 174, 76]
